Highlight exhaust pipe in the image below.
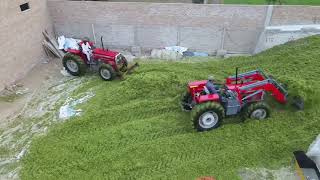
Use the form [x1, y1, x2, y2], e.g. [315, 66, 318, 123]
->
[101, 36, 104, 50]
[236, 67, 239, 85]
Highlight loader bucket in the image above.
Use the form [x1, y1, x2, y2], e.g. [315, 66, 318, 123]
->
[119, 62, 139, 80]
[126, 62, 139, 75]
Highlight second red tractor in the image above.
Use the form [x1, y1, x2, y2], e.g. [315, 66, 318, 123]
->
[62, 37, 138, 81]
[181, 69, 301, 132]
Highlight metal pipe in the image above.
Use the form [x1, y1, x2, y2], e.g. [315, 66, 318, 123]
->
[101, 36, 104, 50]
[236, 67, 239, 85]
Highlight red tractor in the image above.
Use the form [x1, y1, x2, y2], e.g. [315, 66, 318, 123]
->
[181, 68, 302, 132]
[62, 37, 138, 81]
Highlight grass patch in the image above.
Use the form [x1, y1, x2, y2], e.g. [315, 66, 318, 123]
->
[0, 94, 20, 102]
[21, 36, 320, 180]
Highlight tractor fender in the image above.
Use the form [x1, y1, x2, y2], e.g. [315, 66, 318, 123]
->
[67, 49, 81, 54]
[197, 94, 220, 104]
[97, 58, 117, 70]
[66, 49, 87, 63]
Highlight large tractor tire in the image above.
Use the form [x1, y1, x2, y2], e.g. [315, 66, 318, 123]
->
[63, 53, 87, 76]
[181, 91, 192, 111]
[244, 102, 270, 120]
[99, 64, 116, 81]
[192, 102, 225, 132]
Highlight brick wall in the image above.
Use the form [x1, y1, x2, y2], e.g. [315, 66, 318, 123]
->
[2, 1, 320, 91]
[96, 0, 223, 4]
[0, 0, 53, 91]
[271, 6, 320, 25]
[48, 1, 268, 53]
[107, 0, 193, 3]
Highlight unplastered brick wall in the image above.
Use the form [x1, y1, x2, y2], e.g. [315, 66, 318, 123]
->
[92, 0, 223, 4]
[48, 1, 320, 55]
[271, 6, 320, 25]
[107, 0, 193, 3]
[48, 1, 267, 54]
[0, 0, 53, 91]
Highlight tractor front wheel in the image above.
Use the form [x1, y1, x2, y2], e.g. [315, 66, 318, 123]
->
[63, 53, 87, 76]
[245, 102, 270, 120]
[192, 102, 225, 132]
[99, 64, 116, 81]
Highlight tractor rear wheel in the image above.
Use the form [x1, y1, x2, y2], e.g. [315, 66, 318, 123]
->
[63, 53, 87, 76]
[99, 64, 116, 81]
[192, 102, 225, 132]
[245, 102, 270, 120]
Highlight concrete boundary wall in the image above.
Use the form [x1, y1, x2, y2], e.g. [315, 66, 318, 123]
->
[48, 1, 320, 54]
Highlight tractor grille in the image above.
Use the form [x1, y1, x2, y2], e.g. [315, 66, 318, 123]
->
[116, 54, 128, 72]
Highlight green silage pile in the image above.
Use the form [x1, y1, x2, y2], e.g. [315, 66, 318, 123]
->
[21, 36, 320, 180]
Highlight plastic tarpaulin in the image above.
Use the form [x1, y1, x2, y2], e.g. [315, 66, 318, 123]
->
[58, 35, 81, 51]
[165, 46, 188, 55]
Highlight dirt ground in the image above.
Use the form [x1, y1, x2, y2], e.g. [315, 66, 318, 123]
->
[0, 57, 90, 179]
[0, 58, 63, 128]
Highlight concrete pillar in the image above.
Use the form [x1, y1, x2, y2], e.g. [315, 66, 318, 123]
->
[254, 5, 274, 54]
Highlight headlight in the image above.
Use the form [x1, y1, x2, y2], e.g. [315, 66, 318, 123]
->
[116, 54, 122, 64]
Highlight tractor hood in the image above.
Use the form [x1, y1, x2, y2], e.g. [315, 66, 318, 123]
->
[93, 48, 119, 58]
[188, 80, 207, 88]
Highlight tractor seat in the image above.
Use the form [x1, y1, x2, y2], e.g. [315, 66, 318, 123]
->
[204, 86, 220, 95]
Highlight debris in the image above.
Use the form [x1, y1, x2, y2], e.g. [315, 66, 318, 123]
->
[193, 52, 209, 57]
[58, 91, 95, 120]
[183, 51, 209, 57]
[60, 68, 72, 77]
[16, 147, 28, 160]
[58, 35, 81, 51]
[182, 51, 194, 57]
[151, 49, 183, 60]
[165, 46, 188, 55]
[42, 31, 64, 58]
[43, 40, 61, 58]
[58, 105, 82, 120]
[57, 35, 66, 49]
[15, 88, 29, 95]
[0, 84, 29, 102]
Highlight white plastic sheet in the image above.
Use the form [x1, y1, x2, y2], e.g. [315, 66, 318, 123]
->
[58, 35, 81, 51]
[151, 49, 183, 60]
[165, 46, 188, 55]
[59, 91, 95, 120]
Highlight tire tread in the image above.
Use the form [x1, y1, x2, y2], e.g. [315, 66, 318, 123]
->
[191, 102, 225, 132]
[62, 53, 87, 76]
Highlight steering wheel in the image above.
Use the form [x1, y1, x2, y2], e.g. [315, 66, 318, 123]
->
[220, 86, 229, 97]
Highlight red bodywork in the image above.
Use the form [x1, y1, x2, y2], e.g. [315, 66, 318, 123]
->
[188, 80, 220, 103]
[66, 42, 122, 71]
[187, 70, 288, 107]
